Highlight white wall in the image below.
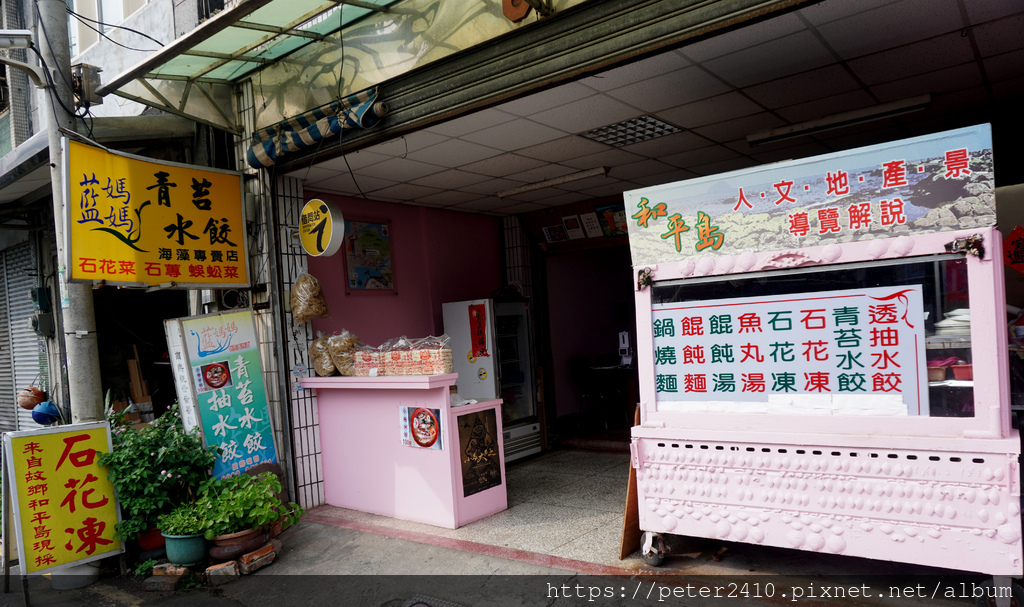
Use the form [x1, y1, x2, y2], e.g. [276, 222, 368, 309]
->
[71, 0, 177, 118]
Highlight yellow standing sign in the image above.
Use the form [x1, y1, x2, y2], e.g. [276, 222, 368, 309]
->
[65, 138, 248, 287]
[4, 422, 122, 574]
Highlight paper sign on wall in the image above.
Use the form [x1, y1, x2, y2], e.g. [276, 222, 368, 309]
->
[580, 212, 605, 238]
[1003, 225, 1024, 276]
[469, 304, 490, 357]
[400, 407, 442, 450]
[562, 215, 586, 239]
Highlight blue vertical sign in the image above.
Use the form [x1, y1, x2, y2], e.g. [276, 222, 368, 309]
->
[179, 310, 277, 478]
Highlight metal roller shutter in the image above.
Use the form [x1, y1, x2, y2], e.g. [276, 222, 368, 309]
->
[5, 242, 43, 430]
[0, 250, 13, 433]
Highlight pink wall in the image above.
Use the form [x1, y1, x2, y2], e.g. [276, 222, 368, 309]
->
[306, 193, 504, 346]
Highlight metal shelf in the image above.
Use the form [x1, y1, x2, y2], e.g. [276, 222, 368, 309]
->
[928, 380, 973, 388]
[925, 336, 971, 349]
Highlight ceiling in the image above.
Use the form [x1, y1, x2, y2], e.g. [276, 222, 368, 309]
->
[287, 0, 1024, 216]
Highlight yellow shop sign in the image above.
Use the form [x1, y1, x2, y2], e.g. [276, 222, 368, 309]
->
[66, 139, 248, 287]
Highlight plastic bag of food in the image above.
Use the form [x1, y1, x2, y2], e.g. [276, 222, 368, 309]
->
[309, 333, 336, 376]
[327, 329, 360, 376]
[327, 329, 357, 359]
[291, 274, 329, 323]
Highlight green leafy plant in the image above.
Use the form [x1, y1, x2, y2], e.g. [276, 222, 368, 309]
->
[157, 502, 208, 536]
[98, 404, 220, 541]
[197, 472, 304, 540]
[133, 558, 157, 578]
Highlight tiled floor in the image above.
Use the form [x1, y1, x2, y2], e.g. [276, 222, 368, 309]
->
[310, 448, 643, 572]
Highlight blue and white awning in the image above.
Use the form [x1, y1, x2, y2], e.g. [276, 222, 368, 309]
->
[246, 88, 386, 169]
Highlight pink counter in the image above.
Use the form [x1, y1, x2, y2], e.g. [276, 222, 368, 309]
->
[301, 374, 507, 529]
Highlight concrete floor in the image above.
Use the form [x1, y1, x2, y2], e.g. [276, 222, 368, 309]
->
[305, 447, 991, 581]
[8, 446, 1002, 606]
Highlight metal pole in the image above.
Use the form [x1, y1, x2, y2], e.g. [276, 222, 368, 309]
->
[36, 0, 104, 422]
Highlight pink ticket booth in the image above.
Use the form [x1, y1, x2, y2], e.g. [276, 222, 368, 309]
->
[625, 125, 1023, 580]
[303, 374, 507, 529]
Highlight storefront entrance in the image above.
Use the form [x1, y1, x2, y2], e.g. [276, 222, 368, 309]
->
[543, 245, 638, 448]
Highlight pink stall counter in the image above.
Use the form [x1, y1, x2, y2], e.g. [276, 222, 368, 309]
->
[623, 125, 1023, 578]
[301, 373, 507, 529]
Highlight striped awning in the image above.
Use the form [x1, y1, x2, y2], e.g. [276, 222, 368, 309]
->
[246, 88, 386, 169]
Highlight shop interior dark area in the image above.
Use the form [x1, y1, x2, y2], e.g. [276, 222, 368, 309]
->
[93, 287, 188, 420]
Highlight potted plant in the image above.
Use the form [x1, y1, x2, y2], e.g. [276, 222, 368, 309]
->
[197, 472, 304, 545]
[157, 503, 208, 566]
[98, 404, 220, 544]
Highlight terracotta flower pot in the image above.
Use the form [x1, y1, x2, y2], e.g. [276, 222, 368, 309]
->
[208, 531, 269, 561]
[138, 526, 165, 551]
[213, 528, 260, 547]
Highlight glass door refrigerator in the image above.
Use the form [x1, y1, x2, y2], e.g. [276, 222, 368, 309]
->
[443, 299, 541, 462]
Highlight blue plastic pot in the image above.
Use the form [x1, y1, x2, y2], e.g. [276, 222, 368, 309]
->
[31, 401, 60, 425]
[161, 533, 207, 566]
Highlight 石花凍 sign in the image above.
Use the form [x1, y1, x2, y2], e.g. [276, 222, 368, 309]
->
[652, 285, 929, 417]
[624, 125, 994, 266]
[165, 310, 277, 479]
[3, 422, 122, 575]
[65, 139, 248, 287]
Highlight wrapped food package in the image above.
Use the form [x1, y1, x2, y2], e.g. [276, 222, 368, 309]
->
[381, 336, 415, 376]
[327, 329, 360, 376]
[352, 344, 381, 376]
[309, 335, 336, 376]
[291, 274, 329, 323]
[412, 335, 454, 375]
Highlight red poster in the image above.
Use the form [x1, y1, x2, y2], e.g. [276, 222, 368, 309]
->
[1003, 225, 1024, 276]
[469, 304, 490, 357]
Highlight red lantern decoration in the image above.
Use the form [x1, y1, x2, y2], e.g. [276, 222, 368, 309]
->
[17, 386, 46, 410]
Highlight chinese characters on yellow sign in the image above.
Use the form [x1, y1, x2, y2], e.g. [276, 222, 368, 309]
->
[66, 139, 248, 287]
[299, 198, 344, 257]
[4, 423, 122, 574]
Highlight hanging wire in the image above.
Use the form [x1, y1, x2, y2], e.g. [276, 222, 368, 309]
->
[67, 11, 162, 53]
[27, 45, 78, 121]
[30, 4, 85, 128]
[336, 2, 366, 199]
[65, 8, 166, 48]
[301, 132, 326, 182]
[33, 4, 73, 87]
[77, 103, 95, 139]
